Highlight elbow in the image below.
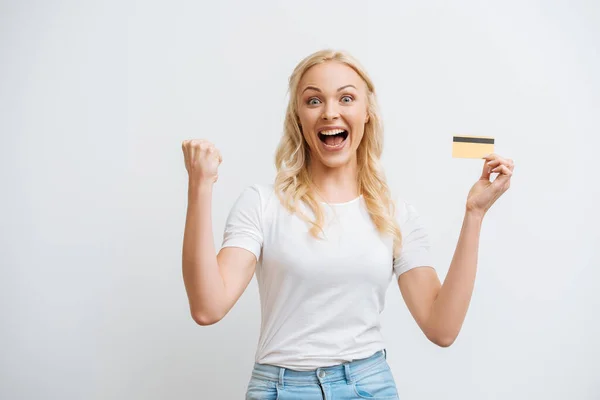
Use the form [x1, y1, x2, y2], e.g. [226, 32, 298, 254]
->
[191, 309, 224, 326]
[433, 336, 456, 348]
[427, 332, 457, 348]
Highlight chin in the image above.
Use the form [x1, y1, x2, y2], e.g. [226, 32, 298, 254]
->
[317, 150, 355, 168]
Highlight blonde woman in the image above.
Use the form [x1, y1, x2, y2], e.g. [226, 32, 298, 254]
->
[181, 49, 514, 399]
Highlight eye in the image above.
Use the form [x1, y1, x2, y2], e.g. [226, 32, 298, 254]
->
[341, 95, 353, 103]
[307, 97, 321, 105]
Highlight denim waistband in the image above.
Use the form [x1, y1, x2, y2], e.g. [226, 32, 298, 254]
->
[250, 349, 388, 386]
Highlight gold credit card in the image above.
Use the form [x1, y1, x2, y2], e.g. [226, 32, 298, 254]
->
[452, 135, 495, 158]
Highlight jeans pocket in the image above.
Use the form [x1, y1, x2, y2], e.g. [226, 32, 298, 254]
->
[352, 363, 399, 399]
[246, 376, 279, 400]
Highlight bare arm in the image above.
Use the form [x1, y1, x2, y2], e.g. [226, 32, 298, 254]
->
[181, 140, 257, 325]
[398, 153, 514, 346]
[398, 211, 481, 347]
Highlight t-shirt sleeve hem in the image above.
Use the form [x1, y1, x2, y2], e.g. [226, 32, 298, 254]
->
[221, 238, 261, 262]
[393, 254, 435, 278]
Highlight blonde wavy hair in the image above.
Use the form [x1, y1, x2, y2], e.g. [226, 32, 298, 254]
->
[274, 49, 403, 256]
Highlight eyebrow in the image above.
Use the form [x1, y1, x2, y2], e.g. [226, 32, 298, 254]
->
[301, 84, 357, 94]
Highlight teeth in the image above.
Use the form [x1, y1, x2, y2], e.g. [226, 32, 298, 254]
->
[320, 129, 345, 135]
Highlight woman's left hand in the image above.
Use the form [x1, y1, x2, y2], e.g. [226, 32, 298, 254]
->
[466, 153, 515, 217]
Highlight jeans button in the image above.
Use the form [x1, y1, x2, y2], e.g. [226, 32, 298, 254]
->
[318, 370, 326, 378]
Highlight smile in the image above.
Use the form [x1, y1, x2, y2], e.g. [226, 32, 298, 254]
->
[318, 129, 349, 148]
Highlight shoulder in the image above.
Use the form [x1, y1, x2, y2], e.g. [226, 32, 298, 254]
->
[230, 183, 279, 211]
[389, 190, 419, 225]
[248, 183, 275, 198]
[235, 183, 276, 203]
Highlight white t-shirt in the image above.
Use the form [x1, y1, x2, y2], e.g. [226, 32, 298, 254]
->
[220, 183, 434, 371]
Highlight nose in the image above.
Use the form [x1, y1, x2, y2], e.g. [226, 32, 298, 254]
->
[321, 102, 340, 121]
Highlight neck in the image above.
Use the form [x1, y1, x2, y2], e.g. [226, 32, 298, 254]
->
[309, 158, 360, 203]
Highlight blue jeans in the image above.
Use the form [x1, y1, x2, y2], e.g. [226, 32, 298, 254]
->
[246, 349, 399, 399]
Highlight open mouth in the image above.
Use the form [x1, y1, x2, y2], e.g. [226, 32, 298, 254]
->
[318, 129, 349, 147]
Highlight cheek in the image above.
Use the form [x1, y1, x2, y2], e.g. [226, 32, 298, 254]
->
[343, 105, 366, 123]
[347, 111, 366, 143]
[359, 107, 370, 122]
[299, 108, 319, 124]
[300, 125, 317, 148]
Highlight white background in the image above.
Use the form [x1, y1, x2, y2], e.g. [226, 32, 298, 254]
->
[1, 0, 599, 399]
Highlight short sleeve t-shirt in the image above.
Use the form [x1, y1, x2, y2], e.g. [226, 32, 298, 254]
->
[221, 183, 434, 371]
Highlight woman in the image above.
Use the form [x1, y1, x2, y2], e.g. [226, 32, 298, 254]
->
[181, 49, 514, 399]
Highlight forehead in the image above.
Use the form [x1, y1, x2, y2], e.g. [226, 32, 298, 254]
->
[298, 61, 366, 92]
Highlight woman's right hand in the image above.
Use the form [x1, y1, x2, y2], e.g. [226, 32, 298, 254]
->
[182, 139, 222, 185]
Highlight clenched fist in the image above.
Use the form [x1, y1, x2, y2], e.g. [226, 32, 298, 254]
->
[182, 139, 222, 185]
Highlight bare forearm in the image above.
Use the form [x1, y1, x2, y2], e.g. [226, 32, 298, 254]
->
[182, 181, 226, 320]
[428, 210, 483, 345]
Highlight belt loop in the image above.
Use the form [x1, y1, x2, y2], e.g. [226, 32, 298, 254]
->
[344, 363, 353, 385]
[278, 367, 285, 388]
